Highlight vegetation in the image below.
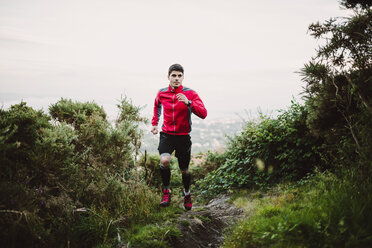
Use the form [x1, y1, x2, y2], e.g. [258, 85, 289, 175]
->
[1, 0, 371, 247]
[0, 98, 182, 247]
[223, 171, 372, 248]
[301, 0, 372, 168]
[189, 0, 372, 247]
[195, 0, 372, 247]
[196, 101, 325, 200]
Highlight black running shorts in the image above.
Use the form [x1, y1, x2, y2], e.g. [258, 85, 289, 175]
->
[158, 132, 192, 170]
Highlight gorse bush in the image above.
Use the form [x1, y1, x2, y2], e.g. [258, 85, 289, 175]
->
[0, 98, 170, 248]
[138, 153, 163, 189]
[196, 101, 323, 199]
[49, 98, 107, 128]
[300, 0, 372, 168]
[49, 97, 145, 175]
[0, 103, 52, 184]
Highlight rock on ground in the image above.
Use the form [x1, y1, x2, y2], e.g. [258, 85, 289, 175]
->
[171, 195, 244, 248]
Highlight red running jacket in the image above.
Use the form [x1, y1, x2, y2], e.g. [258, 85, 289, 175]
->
[152, 85, 207, 135]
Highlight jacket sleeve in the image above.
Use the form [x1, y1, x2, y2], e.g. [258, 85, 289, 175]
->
[151, 91, 162, 126]
[190, 91, 207, 119]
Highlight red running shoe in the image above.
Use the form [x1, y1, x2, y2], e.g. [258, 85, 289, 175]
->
[184, 193, 192, 210]
[160, 189, 171, 207]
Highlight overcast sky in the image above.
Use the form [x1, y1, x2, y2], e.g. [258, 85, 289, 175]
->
[0, 0, 349, 121]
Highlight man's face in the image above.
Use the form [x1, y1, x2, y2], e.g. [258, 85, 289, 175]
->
[168, 70, 184, 89]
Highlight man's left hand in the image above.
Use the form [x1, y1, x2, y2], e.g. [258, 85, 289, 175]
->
[176, 93, 189, 105]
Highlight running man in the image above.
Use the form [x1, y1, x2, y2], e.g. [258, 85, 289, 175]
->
[151, 64, 207, 210]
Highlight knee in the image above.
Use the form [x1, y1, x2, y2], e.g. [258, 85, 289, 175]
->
[181, 169, 190, 175]
[160, 154, 171, 168]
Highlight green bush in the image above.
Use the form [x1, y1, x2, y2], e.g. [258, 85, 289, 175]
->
[196, 101, 323, 200]
[138, 153, 162, 188]
[0, 102, 52, 184]
[190, 151, 227, 182]
[300, 0, 372, 169]
[0, 98, 161, 248]
[49, 97, 144, 175]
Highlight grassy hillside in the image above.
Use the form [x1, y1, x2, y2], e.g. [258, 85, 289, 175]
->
[1, 1, 370, 247]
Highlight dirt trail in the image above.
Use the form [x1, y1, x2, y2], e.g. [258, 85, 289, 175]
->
[171, 195, 245, 248]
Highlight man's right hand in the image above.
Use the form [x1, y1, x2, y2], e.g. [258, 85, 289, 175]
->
[151, 126, 158, 135]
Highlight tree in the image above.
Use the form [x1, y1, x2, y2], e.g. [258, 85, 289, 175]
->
[300, 0, 371, 165]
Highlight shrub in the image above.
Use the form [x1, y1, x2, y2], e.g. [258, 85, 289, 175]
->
[0, 97, 156, 248]
[138, 153, 162, 188]
[0, 102, 52, 184]
[190, 151, 227, 182]
[196, 101, 324, 199]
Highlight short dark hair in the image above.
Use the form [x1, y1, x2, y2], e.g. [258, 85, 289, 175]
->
[168, 64, 184, 76]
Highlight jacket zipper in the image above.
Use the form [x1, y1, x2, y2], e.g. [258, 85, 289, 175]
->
[172, 93, 176, 134]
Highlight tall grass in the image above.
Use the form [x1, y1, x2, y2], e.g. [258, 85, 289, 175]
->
[223, 171, 372, 248]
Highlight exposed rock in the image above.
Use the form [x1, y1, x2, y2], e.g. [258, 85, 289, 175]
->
[171, 194, 244, 248]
